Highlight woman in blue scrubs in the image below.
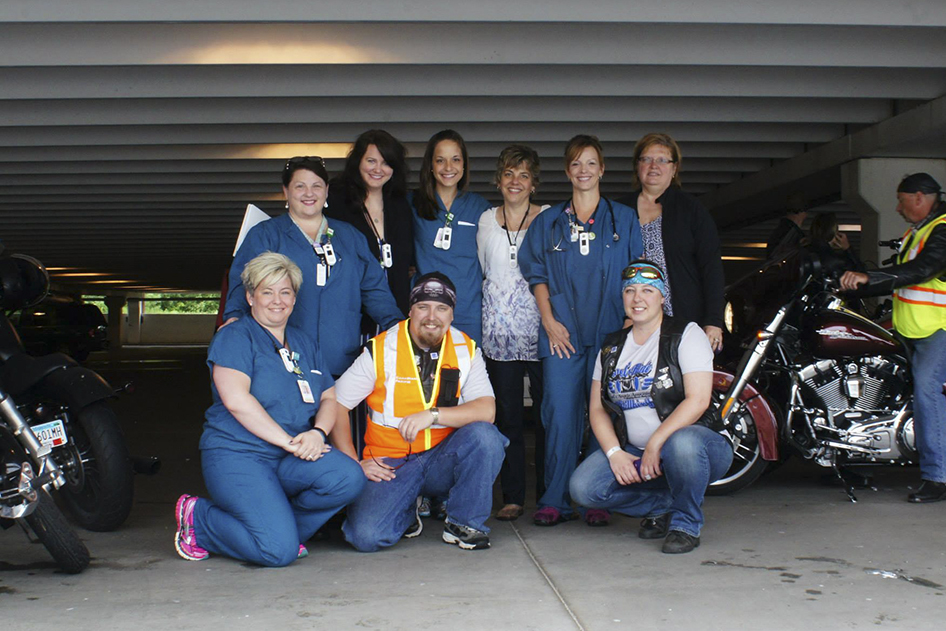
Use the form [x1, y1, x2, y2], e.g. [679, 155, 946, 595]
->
[175, 253, 365, 567]
[224, 157, 403, 377]
[412, 130, 491, 344]
[519, 135, 643, 526]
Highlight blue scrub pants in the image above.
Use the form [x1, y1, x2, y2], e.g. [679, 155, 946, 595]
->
[194, 448, 365, 567]
[342, 422, 507, 552]
[538, 348, 598, 515]
[569, 426, 733, 537]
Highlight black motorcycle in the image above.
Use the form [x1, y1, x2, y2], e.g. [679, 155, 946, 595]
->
[708, 253, 916, 501]
[1, 257, 90, 573]
[0, 254, 134, 530]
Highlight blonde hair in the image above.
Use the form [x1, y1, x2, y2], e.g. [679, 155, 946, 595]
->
[240, 252, 302, 294]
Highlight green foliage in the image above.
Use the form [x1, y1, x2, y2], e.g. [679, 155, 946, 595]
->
[144, 293, 220, 314]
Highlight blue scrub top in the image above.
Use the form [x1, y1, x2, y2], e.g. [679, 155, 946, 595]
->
[410, 190, 491, 344]
[201, 318, 334, 457]
[519, 198, 643, 357]
[224, 213, 403, 376]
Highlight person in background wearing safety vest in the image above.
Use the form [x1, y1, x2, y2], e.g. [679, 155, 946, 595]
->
[841, 172, 946, 503]
[334, 272, 508, 550]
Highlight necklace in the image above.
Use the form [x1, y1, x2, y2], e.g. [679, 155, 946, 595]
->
[500, 204, 531, 268]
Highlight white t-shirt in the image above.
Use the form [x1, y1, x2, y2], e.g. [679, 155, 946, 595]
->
[592, 322, 713, 448]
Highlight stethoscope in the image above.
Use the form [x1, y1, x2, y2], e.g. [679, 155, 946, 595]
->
[549, 197, 619, 252]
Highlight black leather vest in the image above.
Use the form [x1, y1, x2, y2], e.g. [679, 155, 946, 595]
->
[598, 316, 722, 448]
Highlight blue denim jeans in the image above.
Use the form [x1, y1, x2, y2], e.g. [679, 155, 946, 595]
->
[909, 329, 946, 483]
[342, 422, 508, 552]
[194, 448, 365, 567]
[569, 425, 733, 537]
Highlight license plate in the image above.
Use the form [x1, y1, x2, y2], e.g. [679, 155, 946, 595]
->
[32, 420, 68, 448]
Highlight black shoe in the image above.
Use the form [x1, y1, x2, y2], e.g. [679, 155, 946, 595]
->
[442, 522, 490, 550]
[908, 480, 946, 503]
[662, 530, 700, 554]
[403, 497, 423, 539]
[638, 513, 670, 540]
[431, 499, 447, 521]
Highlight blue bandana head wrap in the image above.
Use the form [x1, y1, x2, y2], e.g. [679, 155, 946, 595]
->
[621, 262, 667, 297]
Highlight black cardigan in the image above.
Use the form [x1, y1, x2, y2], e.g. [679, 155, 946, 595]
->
[325, 181, 414, 316]
[617, 187, 725, 330]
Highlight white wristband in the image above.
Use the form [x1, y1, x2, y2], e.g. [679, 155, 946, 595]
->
[605, 445, 622, 459]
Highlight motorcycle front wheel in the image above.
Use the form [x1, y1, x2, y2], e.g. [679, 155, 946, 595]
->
[55, 401, 134, 531]
[707, 394, 769, 495]
[23, 489, 91, 574]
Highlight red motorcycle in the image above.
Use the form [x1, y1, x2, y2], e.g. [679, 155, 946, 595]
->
[708, 254, 915, 501]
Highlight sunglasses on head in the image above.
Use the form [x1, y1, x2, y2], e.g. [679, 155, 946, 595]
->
[284, 156, 325, 170]
[622, 264, 664, 281]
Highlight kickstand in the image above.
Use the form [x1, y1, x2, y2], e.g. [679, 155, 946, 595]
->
[833, 465, 858, 503]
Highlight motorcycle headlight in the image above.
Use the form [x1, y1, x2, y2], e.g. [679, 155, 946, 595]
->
[724, 301, 734, 334]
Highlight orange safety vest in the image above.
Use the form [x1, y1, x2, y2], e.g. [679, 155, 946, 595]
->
[363, 320, 475, 459]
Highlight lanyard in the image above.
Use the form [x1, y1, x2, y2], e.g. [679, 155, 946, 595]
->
[362, 205, 393, 268]
[256, 321, 303, 376]
[500, 204, 530, 247]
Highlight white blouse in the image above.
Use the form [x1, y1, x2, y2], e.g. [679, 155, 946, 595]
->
[477, 205, 549, 361]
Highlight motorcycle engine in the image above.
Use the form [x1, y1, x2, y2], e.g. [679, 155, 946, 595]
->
[796, 356, 916, 463]
[798, 355, 907, 414]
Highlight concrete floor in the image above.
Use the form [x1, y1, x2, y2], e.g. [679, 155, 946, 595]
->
[2, 347, 945, 630]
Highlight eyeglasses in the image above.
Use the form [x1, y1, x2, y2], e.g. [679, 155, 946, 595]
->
[622, 264, 664, 281]
[637, 157, 675, 165]
[284, 156, 326, 170]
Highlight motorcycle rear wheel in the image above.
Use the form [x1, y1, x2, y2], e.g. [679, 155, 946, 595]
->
[707, 397, 769, 495]
[23, 489, 91, 574]
[54, 401, 134, 531]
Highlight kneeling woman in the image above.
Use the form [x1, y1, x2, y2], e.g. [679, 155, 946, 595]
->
[569, 261, 732, 554]
[175, 252, 365, 566]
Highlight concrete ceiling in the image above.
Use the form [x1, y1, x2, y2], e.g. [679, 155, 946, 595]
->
[1, 1, 945, 293]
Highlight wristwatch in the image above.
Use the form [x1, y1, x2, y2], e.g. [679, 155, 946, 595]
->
[429, 407, 440, 422]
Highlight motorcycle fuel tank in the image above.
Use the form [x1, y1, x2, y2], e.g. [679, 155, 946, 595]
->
[803, 308, 902, 358]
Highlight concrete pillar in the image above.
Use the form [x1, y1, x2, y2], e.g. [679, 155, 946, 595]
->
[841, 158, 946, 268]
[126, 298, 142, 345]
[104, 295, 126, 350]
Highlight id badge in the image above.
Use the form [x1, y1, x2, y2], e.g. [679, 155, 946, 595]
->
[297, 380, 316, 403]
[440, 226, 453, 250]
[570, 224, 580, 242]
[316, 263, 327, 286]
[381, 243, 393, 268]
[508, 244, 518, 268]
[322, 242, 337, 266]
[434, 227, 444, 248]
[278, 348, 295, 373]
[579, 231, 590, 256]
[313, 243, 325, 256]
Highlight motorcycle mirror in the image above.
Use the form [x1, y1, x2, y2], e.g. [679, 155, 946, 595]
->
[0, 254, 50, 311]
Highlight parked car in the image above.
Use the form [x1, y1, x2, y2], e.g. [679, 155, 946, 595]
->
[10, 295, 109, 361]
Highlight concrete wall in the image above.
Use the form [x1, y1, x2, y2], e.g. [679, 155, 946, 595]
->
[137, 314, 216, 345]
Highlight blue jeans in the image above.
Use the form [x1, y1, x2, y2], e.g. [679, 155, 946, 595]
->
[569, 425, 733, 537]
[342, 422, 508, 552]
[194, 448, 365, 567]
[909, 329, 946, 483]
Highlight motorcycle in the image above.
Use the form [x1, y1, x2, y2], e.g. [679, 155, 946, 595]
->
[0, 258, 90, 573]
[0, 253, 134, 530]
[708, 252, 916, 502]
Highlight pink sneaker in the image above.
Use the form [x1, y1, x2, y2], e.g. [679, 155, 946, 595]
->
[175, 494, 209, 561]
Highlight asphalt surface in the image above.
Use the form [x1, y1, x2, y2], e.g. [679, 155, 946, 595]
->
[2, 347, 945, 630]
